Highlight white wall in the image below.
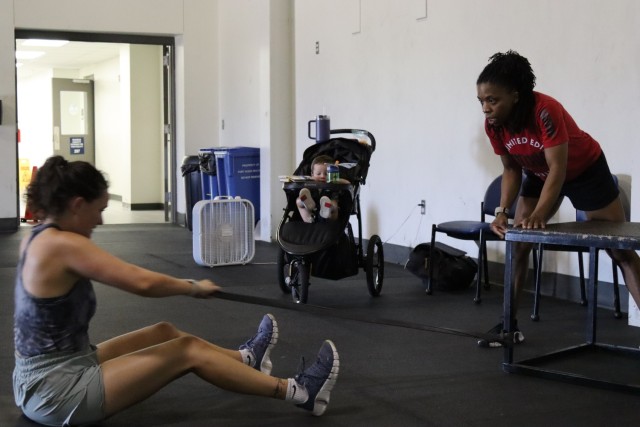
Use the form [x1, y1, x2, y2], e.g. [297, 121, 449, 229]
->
[2, 0, 638, 283]
[218, 0, 293, 240]
[16, 70, 54, 171]
[266, 0, 294, 240]
[88, 56, 127, 197]
[129, 44, 164, 205]
[0, 0, 18, 226]
[294, 0, 640, 281]
[218, 1, 267, 148]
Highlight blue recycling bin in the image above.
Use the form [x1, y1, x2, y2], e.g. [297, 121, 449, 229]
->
[214, 146, 260, 223]
[198, 148, 220, 200]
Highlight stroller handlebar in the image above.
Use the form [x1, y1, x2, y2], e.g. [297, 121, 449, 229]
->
[329, 129, 376, 152]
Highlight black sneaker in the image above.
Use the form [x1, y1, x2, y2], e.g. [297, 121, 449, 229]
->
[477, 321, 524, 348]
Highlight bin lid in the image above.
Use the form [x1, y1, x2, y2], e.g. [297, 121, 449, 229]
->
[182, 155, 200, 164]
[213, 146, 259, 156]
[181, 156, 201, 175]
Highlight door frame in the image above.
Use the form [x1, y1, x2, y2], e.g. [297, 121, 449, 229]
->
[15, 29, 177, 224]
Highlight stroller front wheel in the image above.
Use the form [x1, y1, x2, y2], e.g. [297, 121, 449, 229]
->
[277, 248, 292, 294]
[366, 235, 384, 296]
[291, 259, 310, 304]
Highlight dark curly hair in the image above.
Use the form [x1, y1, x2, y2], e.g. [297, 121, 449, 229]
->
[477, 50, 537, 132]
[26, 156, 109, 219]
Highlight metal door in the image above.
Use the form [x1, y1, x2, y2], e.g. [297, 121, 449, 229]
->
[52, 78, 95, 164]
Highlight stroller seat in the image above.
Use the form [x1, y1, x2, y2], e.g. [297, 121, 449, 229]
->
[279, 180, 354, 255]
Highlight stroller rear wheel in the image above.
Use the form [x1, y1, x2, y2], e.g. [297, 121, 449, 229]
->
[366, 235, 384, 296]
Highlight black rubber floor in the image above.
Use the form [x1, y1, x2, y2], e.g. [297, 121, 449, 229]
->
[1, 223, 638, 427]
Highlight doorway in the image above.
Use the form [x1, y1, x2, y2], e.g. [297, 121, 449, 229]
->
[15, 30, 176, 225]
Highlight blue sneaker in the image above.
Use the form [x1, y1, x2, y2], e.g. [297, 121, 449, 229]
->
[295, 340, 339, 416]
[240, 314, 278, 374]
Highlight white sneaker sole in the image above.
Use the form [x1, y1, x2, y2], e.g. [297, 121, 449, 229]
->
[259, 314, 279, 375]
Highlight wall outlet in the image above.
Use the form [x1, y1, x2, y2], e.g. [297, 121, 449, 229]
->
[315, 41, 320, 54]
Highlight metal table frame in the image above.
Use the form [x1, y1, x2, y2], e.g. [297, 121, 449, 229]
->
[502, 221, 640, 393]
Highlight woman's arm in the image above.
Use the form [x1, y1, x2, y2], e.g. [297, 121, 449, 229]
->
[499, 155, 523, 209]
[521, 143, 567, 229]
[60, 232, 219, 298]
[490, 155, 522, 238]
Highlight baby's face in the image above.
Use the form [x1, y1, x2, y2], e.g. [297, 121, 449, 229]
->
[311, 163, 328, 182]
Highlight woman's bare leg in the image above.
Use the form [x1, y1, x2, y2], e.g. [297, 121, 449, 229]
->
[100, 334, 287, 417]
[511, 195, 564, 315]
[586, 196, 640, 308]
[511, 196, 539, 316]
[97, 322, 241, 363]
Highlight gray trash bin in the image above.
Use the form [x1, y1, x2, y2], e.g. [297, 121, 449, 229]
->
[181, 155, 202, 231]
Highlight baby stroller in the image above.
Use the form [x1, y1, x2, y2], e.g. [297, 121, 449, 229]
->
[276, 129, 384, 303]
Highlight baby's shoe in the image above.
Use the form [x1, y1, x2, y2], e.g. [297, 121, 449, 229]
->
[297, 188, 316, 211]
[319, 196, 334, 219]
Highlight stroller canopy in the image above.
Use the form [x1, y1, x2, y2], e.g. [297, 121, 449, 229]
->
[294, 137, 373, 185]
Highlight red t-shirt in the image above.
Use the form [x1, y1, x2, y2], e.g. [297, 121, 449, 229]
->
[485, 92, 602, 181]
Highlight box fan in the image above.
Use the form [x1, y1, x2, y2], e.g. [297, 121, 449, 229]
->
[192, 197, 255, 267]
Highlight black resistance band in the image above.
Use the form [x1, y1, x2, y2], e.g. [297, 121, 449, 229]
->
[214, 291, 512, 347]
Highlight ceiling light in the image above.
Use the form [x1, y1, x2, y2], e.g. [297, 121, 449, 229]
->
[15, 51, 45, 60]
[22, 39, 69, 47]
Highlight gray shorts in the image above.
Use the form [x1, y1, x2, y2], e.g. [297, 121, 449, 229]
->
[13, 345, 105, 427]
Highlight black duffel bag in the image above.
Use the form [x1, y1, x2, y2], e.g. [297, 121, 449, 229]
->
[405, 242, 477, 292]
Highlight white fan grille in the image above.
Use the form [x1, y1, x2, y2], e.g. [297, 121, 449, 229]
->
[192, 199, 255, 266]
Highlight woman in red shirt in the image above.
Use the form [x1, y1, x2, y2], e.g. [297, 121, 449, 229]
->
[476, 50, 640, 347]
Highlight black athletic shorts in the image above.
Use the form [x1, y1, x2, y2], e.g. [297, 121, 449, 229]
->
[520, 152, 619, 211]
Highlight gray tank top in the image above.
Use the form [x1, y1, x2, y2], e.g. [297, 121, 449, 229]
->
[14, 223, 96, 357]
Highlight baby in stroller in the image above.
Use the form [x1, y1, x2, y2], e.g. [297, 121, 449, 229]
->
[277, 130, 384, 304]
[296, 155, 350, 223]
